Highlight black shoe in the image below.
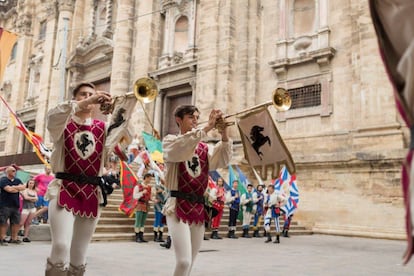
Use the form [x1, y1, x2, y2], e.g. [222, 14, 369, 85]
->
[137, 232, 148, 243]
[265, 233, 272, 243]
[8, 239, 22, 244]
[156, 231, 165, 242]
[283, 230, 289, 238]
[0, 239, 8, 246]
[273, 235, 280, 244]
[22, 237, 31, 243]
[18, 230, 24, 237]
[160, 236, 171, 249]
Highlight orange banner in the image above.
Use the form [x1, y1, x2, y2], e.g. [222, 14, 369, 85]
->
[0, 27, 18, 82]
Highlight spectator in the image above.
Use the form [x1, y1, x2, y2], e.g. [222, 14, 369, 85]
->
[33, 165, 54, 224]
[0, 166, 25, 245]
[19, 178, 38, 242]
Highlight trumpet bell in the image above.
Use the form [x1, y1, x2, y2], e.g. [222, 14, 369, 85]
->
[272, 88, 291, 111]
[133, 77, 158, 103]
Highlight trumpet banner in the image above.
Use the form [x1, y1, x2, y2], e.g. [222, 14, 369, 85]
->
[236, 107, 295, 180]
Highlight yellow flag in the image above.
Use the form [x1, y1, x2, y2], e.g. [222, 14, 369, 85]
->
[0, 27, 18, 83]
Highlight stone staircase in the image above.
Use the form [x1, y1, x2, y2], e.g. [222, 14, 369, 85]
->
[92, 188, 312, 242]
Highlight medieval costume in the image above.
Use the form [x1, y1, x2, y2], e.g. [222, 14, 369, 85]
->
[240, 185, 256, 238]
[226, 184, 240, 239]
[264, 187, 287, 244]
[252, 185, 265, 237]
[133, 173, 153, 243]
[163, 125, 232, 276]
[209, 179, 226, 239]
[45, 84, 132, 275]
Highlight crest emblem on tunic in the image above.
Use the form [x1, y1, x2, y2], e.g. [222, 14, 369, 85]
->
[74, 131, 95, 159]
[185, 154, 201, 178]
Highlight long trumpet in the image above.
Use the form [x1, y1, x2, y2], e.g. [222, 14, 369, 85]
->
[100, 77, 161, 138]
[205, 87, 292, 131]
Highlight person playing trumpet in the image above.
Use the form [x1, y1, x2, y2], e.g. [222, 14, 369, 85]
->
[162, 105, 232, 276]
[44, 82, 132, 275]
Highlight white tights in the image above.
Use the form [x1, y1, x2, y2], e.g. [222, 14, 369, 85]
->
[47, 198, 100, 267]
[166, 215, 204, 276]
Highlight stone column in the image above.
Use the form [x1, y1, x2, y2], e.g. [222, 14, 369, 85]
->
[110, 0, 135, 96]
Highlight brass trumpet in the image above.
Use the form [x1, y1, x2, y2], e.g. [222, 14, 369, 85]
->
[99, 77, 161, 139]
[99, 77, 158, 114]
[203, 87, 292, 131]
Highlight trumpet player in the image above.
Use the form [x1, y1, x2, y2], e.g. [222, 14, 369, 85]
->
[162, 105, 232, 276]
[44, 82, 132, 276]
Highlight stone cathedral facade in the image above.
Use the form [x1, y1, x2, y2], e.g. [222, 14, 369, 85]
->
[0, 0, 408, 239]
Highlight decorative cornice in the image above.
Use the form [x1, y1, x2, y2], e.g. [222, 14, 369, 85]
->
[269, 47, 336, 80]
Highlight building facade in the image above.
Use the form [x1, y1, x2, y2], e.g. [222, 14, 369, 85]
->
[0, 0, 408, 239]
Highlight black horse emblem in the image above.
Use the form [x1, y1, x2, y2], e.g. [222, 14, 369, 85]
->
[76, 133, 93, 157]
[250, 125, 271, 159]
[187, 156, 199, 174]
[107, 107, 126, 135]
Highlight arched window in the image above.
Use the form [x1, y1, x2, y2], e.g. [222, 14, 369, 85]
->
[174, 16, 189, 53]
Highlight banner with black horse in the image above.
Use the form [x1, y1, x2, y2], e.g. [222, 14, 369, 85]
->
[236, 107, 295, 180]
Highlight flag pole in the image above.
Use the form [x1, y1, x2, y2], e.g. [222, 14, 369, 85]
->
[250, 165, 264, 186]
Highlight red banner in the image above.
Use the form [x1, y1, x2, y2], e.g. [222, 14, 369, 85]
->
[118, 161, 138, 217]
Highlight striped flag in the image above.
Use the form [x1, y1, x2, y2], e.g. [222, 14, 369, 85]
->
[209, 170, 231, 191]
[118, 161, 138, 217]
[274, 166, 299, 217]
[0, 27, 17, 82]
[0, 95, 51, 165]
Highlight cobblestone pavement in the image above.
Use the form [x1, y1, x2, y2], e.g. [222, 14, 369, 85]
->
[2, 234, 414, 276]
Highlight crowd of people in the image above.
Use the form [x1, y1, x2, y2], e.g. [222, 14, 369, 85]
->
[124, 131, 294, 250]
[0, 165, 54, 246]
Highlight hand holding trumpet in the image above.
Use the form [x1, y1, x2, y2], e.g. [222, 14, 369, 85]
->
[202, 109, 231, 142]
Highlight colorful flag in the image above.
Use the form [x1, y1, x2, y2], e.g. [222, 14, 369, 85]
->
[228, 164, 239, 191]
[274, 165, 299, 217]
[142, 131, 163, 163]
[0, 27, 18, 82]
[236, 107, 295, 180]
[234, 165, 252, 189]
[118, 161, 138, 217]
[209, 170, 230, 190]
[0, 95, 51, 165]
[229, 164, 247, 220]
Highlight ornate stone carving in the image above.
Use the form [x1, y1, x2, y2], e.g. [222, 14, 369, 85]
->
[58, 0, 75, 13]
[102, 0, 113, 39]
[15, 13, 32, 35]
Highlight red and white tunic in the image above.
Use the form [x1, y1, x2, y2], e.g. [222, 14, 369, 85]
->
[175, 142, 209, 225]
[58, 119, 105, 218]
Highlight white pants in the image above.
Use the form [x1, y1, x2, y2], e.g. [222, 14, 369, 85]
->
[166, 215, 204, 276]
[47, 198, 100, 267]
[242, 210, 253, 228]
